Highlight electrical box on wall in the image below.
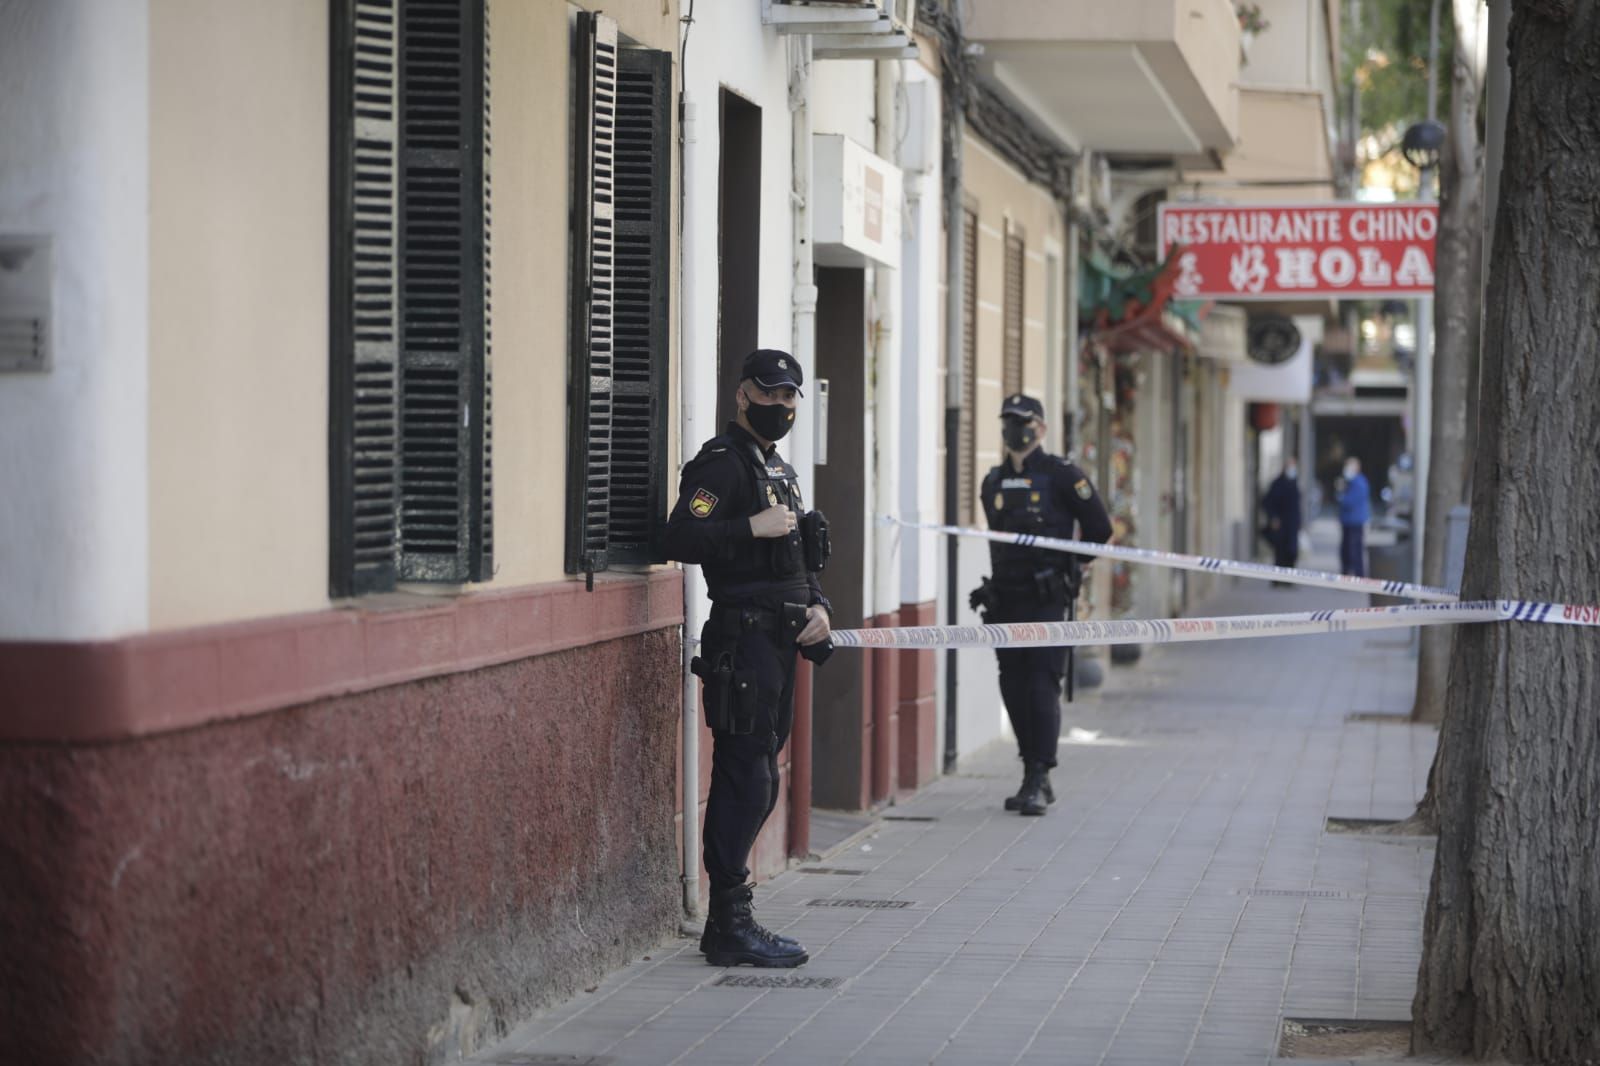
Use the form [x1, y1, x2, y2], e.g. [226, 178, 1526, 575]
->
[0, 236, 51, 373]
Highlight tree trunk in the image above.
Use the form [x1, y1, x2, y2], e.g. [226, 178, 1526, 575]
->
[1412, 2, 1600, 1061]
[1411, 0, 1484, 725]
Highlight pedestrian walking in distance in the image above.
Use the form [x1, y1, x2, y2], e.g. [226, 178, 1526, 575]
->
[663, 349, 834, 968]
[969, 394, 1112, 816]
[1262, 458, 1303, 583]
[1336, 456, 1371, 577]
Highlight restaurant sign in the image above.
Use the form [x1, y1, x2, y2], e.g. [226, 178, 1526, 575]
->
[1157, 202, 1438, 300]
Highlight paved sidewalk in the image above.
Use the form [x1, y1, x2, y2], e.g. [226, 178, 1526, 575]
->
[473, 578, 1440, 1066]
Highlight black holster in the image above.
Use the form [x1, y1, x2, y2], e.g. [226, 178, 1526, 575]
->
[1032, 568, 1069, 606]
[1033, 561, 1083, 608]
[799, 510, 831, 573]
[691, 620, 760, 735]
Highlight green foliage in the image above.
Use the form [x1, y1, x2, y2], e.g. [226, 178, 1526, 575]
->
[1348, 0, 1457, 142]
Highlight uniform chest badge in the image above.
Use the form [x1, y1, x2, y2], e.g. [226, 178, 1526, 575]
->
[689, 488, 719, 518]
[766, 484, 780, 507]
[994, 492, 1004, 510]
[1030, 492, 1041, 503]
[1075, 478, 1093, 500]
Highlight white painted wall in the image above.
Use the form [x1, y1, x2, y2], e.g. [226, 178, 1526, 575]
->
[812, 59, 878, 148]
[0, 1, 150, 640]
[898, 64, 943, 611]
[678, 3, 800, 639]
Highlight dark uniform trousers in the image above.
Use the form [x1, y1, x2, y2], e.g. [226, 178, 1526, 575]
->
[661, 422, 828, 897]
[702, 616, 796, 894]
[989, 588, 1069, 769]
[979, 447, 1113, 772]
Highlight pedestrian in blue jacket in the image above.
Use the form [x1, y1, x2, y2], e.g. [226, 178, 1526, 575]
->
[1337, 457, 1371, 576]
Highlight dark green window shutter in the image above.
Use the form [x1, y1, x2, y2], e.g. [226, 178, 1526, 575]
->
[611, 47, 671, 564]
[396, 0, 489, 583]
[332, 0, 490, 595]
[566, 12, 619, 575]
[331, 0, 401, 597]
[567, 14, 671, 575]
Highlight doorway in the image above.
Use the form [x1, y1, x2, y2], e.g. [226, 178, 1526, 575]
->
[716, 90, 761, 425]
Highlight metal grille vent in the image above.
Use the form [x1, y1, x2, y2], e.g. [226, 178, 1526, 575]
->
[0, 312, 47, 372]
[806, 898, 914, 909]
[714, 974, 842, 989]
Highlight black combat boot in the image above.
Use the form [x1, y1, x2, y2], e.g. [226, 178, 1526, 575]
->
[699, 895, 802, 954]
[1004, 762, 1056, 811]
[1014, 764, 1052, 817]
[702, 884, 808, 968]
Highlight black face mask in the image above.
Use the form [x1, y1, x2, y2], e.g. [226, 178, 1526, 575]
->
[1002, 419, 1038, 453]
[745, 397, 796, 442]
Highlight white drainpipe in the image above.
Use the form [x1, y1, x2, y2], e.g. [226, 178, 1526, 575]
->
[872, 59, 901, 621]
[677, 77, 701, 923]
[791, 38, 816, 438]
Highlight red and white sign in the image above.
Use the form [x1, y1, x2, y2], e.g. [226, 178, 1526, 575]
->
[1157, 202, 1438, 300]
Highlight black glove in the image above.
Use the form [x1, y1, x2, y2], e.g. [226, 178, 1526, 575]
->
[968, 578, 997, 615]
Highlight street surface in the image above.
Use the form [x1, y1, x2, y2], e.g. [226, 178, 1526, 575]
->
[476, 530, 1446, 1065]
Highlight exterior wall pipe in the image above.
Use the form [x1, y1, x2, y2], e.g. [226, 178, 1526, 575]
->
[677, 72, 701, 921]
[1064, 211, 1080, 458]
[941, 83, 964, 774]
[872, 59, 901, 623]
[871, 57, 903, 799]
[786, 33, 816, 857]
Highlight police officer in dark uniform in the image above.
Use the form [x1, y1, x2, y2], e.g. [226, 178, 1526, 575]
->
[970, 394, 1112, 816]
[662, 349, 833, 968]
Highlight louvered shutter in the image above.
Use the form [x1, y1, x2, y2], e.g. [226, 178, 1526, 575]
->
[331, 0, 401, 597]
[959, 208, 979, 526]
[480, 6, 494, 575]
[1002, 226, 1024, 399]
[396, 0, 489, 582]
[566, 12, 619, 575]
[610, 48, 671, 565]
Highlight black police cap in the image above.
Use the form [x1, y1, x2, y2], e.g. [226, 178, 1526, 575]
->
[742, 348, 804, 396]
[1000, 393, 1044, 420]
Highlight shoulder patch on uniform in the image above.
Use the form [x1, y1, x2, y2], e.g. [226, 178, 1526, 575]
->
[689, 488, 719, 518]
[1075, 478, 1093, 500]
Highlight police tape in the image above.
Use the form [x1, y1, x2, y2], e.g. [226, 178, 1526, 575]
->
[884, 516, 1460, 603]
[829, 600, 1600, 651]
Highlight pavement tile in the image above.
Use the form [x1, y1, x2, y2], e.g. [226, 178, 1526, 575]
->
[472, 572, 1435, 1066]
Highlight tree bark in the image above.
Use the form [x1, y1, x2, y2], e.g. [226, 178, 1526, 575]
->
[1412, 2, 1600, 1061]
[1411, 0, 1484, 725]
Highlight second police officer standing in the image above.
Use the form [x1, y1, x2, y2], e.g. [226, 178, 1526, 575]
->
[970, 394, 1112, 817]
[662, 349, 833, 969]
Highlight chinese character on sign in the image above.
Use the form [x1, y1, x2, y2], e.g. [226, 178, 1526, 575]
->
[1228, 246, 1269, 293]
[1174, 252, 1204, 297]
